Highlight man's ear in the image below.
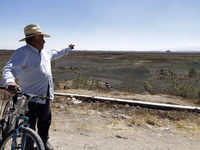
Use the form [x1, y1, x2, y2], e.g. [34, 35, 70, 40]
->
[33, 36, 37, 42]
[29, 36, 37, 47]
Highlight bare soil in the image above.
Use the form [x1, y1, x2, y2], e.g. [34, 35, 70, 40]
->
[49, 90, 200, 150]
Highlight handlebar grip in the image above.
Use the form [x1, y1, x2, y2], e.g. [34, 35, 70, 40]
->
[0, 86, 5, 89]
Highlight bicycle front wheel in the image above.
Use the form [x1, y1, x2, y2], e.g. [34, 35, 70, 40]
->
[2, 100, 14, 137]
[0, 127, 45, 150]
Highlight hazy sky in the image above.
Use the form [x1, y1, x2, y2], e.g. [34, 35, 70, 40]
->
[1, 0, 200, 51]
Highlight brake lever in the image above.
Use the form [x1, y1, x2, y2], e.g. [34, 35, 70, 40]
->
[42, 95, 50, 100]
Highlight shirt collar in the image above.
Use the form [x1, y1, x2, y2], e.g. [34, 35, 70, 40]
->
[27, 44, 40, 53]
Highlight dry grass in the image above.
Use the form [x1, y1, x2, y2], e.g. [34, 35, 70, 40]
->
[81, 110, 91, 115]
[50, 94, 200, 136]
[75, 122, 93, 131]
[128, 116, 144, 126]
[104, 118, 132, 131]
[146, 116, 162, 127]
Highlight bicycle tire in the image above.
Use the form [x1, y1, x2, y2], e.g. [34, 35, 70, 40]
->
[2, 101, 14, 137]
[0, 127, 45, 150]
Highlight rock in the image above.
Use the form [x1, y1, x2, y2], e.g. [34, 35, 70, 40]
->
[120, 115, 127, 119]
[165, 128, 170, 131]
[101, 115, 106, 118]
[116, 135, 128, 139]
[136, 106, 140, 109]
[125, 104, 129, 107]
[73, 100, 82, 104]
[60, 105, 64, 109]
[126, 123, 133, 127]
[71, 97, 76, 101]
[116, 135, 123, 138]
[111, 114, 119, 118]
[146, 124, 152, 129]
[80, 133, 89, 137]
[113, 105, 118, 108]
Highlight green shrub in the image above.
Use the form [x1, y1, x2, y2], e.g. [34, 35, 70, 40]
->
[95, 79, 101, 88]
[188, 68, 197, 77]
[144, 78, 155, 94]
[121, 67, 152, 94]
[175, 83, 196, 98]
[197, 85, 200, 99]
[72, 73, 89, 89]
[163, 76, 179, 95]
[58, 66, 65, 70]
[0, 59, 5, 81]
[160, 69, 165, 75]
[162, 75, 199, 99]
[51, 60, 56, 74]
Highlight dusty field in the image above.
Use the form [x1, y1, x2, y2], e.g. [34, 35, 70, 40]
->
[49, 110, 200, 150]
[48, 89, 200, 150]
[1, 50, 200, 149]
[51, 51, 200, 94]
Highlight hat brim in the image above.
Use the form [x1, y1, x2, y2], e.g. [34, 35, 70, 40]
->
[19, 33, 50, 42]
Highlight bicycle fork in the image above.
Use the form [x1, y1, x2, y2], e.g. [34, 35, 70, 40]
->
[11, 116, 29, 150]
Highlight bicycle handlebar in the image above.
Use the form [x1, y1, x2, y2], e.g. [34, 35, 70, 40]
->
[0, 86, 50, 100]
[11, 91, 50, 100]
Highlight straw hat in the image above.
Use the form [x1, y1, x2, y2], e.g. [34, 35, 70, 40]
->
[19, 24, 50, 42]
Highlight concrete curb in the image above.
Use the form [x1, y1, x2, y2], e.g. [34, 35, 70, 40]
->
[54, 92, 200, 111]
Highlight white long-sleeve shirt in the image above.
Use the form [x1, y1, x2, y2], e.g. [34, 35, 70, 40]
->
[1, 44, 72, 104]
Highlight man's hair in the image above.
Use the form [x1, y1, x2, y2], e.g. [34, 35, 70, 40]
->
[25, 35, 39, 44]
[25, 36, 34, 44]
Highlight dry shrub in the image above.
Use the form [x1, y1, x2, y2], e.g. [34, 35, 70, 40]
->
[75, 122, 92, 131]
[64, 108, 72, 114]
[175, 120, 199, 135]
[81, 110, 91, 115]
[107, 118, 125, 130]
[176, 122, 185, 129]
[146, 116, 162, 127]
[128, 115, 143, 126]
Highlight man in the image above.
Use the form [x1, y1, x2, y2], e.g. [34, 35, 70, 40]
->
[1, 24, 75, 150]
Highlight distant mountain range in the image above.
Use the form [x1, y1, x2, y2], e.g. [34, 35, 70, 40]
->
[158, 46, 200, 52]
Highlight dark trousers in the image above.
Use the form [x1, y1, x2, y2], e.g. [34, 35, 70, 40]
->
[25, 99, 51, 145]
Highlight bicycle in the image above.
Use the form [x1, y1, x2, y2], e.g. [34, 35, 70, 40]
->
[0, 90, 14, 139]
[0, 86, 48, 150]
[1, 97, 14, 138]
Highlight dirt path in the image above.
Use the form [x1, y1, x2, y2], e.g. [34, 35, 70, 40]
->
[49, 110, 199, 150]
[48, 90, 200, 150]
